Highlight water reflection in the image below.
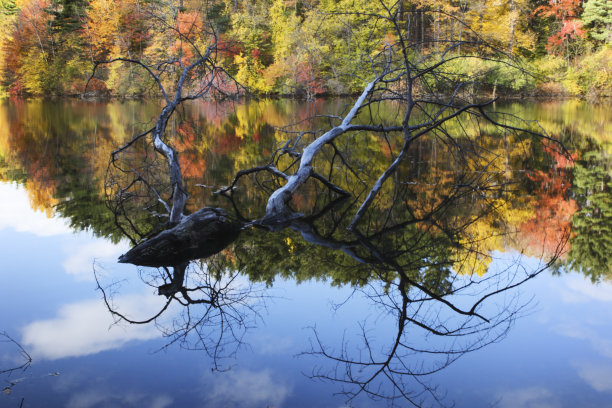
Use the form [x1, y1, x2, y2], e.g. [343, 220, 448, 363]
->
[1, 99, 608, 278]
[0, 332, 31, 377]
[98, 94, 569, 406]
[22, 296, 160, 360]
[0, 98, 610, 406]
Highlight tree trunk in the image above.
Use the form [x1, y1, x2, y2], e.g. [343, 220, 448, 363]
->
[118, 208, 243, 267]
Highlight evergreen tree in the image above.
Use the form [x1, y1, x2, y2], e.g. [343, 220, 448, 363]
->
[48, 0, 90, 34]
[567, 150, 612, 281]
[581, 0, 612, 43]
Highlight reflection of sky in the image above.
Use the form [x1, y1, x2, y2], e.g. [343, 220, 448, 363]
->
[0, 182, 351, 407]
[65, 389, 174, 408]
[0, 183, 71, 236]
[22, 293, 163, 360]
[438, 271, 612, 408]
[3, 180, 612, 407]
[62, 240, 131, 281]
[204, 368, 293, 407]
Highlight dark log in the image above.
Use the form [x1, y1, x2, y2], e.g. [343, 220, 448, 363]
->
[118, 208, 243, 267]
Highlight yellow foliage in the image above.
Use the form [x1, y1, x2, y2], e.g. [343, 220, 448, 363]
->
[85, 0, 122, 58]
[466, 0, 535, 53]
[18, 49, 48, 94]
[285, 237, 296, 253]
[234, 53, 272, 94]
[454, 197, 534, 276]
[25, 178, 57, 217]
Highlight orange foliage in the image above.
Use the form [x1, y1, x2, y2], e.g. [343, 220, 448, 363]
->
[170, 11, 203, 66]
[520, 145, 577, 257]
[176, 121, 207, 180]
[25, 177, 58, 217]
[2, 0, 52, 93]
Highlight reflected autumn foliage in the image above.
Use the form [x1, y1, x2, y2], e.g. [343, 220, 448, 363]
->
[0, 98, 609, 276]
[520, 143, 578, 259]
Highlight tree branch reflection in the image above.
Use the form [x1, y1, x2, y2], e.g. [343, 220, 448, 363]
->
[92, 2, 572, 405]
[95, 258, 267, 371]
[0, 332, 31, 377]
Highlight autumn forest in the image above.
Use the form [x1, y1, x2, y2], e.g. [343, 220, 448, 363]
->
[0, 0, 611, 98]
[1, 0, 612, 406]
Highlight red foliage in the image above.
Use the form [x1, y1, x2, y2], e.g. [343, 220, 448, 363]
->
[217, 34, 242, 59]
[213, 131, 244, 156]
[534, 0, 582, 19]
[9, 80, 25, 97]
[295, 61, 325, 97]
[534, 0, 585, 54]
[79, 77, 108, 95]
[546, 20, 585, 52]
[199, 71, 241, 97]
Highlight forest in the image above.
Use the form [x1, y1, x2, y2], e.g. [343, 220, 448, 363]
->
[0, 1, 611, 405]
[0, 0, 610, 98]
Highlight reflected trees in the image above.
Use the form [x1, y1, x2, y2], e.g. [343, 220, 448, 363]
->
[94, 1, 569, 406]
[566, 150, 611, 281]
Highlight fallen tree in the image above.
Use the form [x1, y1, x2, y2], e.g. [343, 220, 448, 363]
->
[93, 1, 569, 405]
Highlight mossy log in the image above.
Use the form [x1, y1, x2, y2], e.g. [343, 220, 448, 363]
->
[118, 207, 242, 267]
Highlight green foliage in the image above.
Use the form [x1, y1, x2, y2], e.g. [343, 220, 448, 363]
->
[0, 0, 16, 15]
[566, 150, 612, 281]
[47, 0, 90, 33]
[205, 0, 231, 33]
[478, 60, 535, 94]
[430, 57, 536, 95]
[581, 0, 612, 43]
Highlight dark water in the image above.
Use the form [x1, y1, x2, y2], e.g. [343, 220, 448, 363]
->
[0, 98, 610, 407]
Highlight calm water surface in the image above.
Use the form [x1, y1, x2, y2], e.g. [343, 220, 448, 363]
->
[0, 98, 610, 407]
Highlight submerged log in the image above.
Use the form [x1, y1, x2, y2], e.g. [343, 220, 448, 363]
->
[118, 207, 243, 267]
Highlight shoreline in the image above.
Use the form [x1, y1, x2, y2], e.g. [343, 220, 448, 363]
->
[2, 91, 611, 102]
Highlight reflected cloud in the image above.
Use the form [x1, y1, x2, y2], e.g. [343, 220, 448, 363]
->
[62, 240, 131, 280]
[0, 183, 71, 236]
[558, 275, 612, 303]
[207, 368, 292, 407]
[555, 324, 612, 359]
[553, 275, 612, 360]
[22, 293, 165, 360]
[496, 386, 561, 408]
[251, 333, 294, 356]
[66, 389, 173, 408]
[574, 362, 612, 392]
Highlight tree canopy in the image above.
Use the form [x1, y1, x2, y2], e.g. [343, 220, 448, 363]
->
[0, 0, 610, 97]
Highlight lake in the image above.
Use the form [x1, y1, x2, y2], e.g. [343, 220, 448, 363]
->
[0, 97, 610, 407]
